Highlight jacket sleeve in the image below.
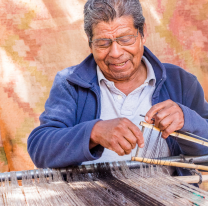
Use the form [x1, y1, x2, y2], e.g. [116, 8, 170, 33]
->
[176, 77, 208, 155]
[27, 72, 103, 168]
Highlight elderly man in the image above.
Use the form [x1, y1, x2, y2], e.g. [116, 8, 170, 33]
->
[28, 0, 208, 177]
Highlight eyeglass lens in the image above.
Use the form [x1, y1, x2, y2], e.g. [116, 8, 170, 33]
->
[93, 35, 137, 48]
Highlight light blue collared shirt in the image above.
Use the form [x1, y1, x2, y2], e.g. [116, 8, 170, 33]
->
[83, 56, 172, 174]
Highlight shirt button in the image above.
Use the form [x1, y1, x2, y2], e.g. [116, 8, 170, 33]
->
[117, 95, 122, 100]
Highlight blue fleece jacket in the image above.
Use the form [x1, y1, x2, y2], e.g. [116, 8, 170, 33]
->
[27, 46, 208, 176]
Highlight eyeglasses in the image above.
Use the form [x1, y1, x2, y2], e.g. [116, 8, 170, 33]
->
[90, 30, 139, 49]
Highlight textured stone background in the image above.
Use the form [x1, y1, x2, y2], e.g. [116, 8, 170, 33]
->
[0, 0, 208, 189]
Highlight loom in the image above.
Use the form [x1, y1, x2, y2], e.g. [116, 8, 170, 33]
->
[1, 122, 208, 205]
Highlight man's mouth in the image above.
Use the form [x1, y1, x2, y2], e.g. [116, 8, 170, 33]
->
[114, 62, 126, 66]
[110, 60, 128, 66]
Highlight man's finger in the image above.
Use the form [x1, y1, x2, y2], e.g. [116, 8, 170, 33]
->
[145, 100, 172, 123]
[157, 114, 173, 131]
[161, 121, 179, 139]
[153, 106, 174, 128]
[109, 143, 126, 156]
[127, 122, 144, 148]
[118, 137, 134, 155]
[122, 129, 137, 149]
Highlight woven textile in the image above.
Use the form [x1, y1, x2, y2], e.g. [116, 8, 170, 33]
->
[0, 0, 208, 177]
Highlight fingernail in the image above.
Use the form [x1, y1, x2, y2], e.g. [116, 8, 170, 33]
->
[145, 116, 148, 121]
[140, 143, 144, 148]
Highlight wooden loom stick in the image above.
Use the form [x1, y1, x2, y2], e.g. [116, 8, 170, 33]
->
[175, 175, 208, 184]
[131, 157, 208, 171]
[140, 121, 208, 147]
[129, 175, 208, 184]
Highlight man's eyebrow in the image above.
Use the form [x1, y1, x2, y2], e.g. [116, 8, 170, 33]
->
[117, 29, 134, 37]
[96, 29, 133, 39]
[94, 29, 135, 40]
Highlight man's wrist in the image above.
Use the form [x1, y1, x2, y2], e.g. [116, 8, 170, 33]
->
[89, 141, 98, 149]
[90, 121, 101, 149]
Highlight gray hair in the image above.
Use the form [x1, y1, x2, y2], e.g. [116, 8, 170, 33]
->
[84, 0, 145, 45]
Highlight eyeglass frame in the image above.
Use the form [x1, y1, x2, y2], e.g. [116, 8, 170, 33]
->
[89, 29, 139, 49]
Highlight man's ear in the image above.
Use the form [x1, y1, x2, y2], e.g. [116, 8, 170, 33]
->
[142, 23, 147, 44]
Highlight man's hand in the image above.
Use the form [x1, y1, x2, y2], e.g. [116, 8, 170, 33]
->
[145, 99, 184, 139]
[90, 118, 144, 156]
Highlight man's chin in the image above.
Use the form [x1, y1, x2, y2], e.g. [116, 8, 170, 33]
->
[109, 73, 133, 82]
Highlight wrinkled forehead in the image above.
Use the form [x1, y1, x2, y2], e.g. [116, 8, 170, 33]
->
[91, 16, 136, 39]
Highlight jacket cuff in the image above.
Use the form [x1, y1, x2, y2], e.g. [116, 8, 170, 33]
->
[82, 119, 104, 161]
[177, 103, 193, 132]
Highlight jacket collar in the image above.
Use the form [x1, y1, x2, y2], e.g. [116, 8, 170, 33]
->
[66, 46, 167, 90]
[143, 46, 166, 87]
[66, 54, 98, 88]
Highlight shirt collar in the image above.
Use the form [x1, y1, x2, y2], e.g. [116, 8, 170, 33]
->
[142, 56, 156, 86]
[97, 64, 108, 87]
[97, 56, 156, 87]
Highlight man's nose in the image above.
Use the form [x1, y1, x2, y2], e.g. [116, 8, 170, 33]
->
[108, 41, 124, 58]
